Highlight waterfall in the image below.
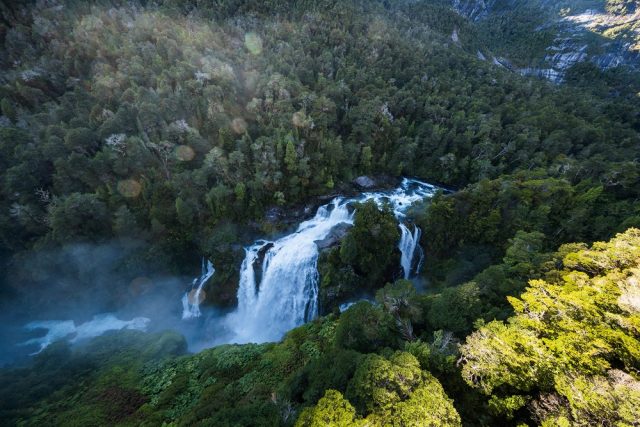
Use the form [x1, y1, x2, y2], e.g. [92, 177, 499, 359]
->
[225, 199, 353, 343]
[181, 258, 215, 319]
[17, 179, 438, 356]
[219, 178, 438, 344]
[236, 243, 265, 314]
[399, 224, 422, 279]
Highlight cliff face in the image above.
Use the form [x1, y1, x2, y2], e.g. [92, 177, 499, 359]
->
[451, 0, 498, 21]
[452, 0, 640, 82]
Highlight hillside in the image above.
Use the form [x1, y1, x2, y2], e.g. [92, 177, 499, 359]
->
[0, 1, 639, 426]
[452, 0, 640, 81]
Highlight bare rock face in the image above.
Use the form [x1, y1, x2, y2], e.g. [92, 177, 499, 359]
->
[452, 0, 640, 83]
[315, 223, 352, 250]
[353, 176, 377, 189]
[452, 0, 497, 21]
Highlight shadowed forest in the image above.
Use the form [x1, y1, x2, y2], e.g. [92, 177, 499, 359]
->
[0, 0, 639, 425]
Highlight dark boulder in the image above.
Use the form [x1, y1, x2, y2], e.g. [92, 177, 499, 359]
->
[315, 222, 352, 250]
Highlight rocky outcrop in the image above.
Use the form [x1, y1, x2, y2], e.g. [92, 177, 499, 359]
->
[265, 202, 329, 226]
[452, 0, 497, 21]
[532, 9, 640, 82]
[452, 1, 640, 83]
[353, 176, 377, 189]
[314, 223, 352, 250]
[263, 176, 398, 232]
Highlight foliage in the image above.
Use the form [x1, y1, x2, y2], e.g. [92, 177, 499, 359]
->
[606, 0, 639, 15]
[319, 200, 401, 312]
[334, 301, 397, 353]
[340, 200, 401, 286]
[0, 330, 186, 426]
[1, 0, 640, 426]
[459, 228, 640, 425]
[2, 0, 639, 303]
[346, 351, 461, 426]
[295, 389, 362, 427]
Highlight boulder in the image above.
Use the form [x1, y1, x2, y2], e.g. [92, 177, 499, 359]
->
[315, 222, 352, 250]
[265, 207, 285, 223]
[353, 176, 376, 189]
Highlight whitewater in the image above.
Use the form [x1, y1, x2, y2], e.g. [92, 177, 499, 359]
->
[213, 178, 437, 344]
[20, 178, 437, 353]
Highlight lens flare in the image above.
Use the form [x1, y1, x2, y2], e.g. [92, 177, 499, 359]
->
[231, 117, 247, 134]
[292, 110, 312, 128]
[244, 32, 263, 55]
[117, 179, 142, 198]
[175, 145, 195, 161]
[129, 276, 153, 296]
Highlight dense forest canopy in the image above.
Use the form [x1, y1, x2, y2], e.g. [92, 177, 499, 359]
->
[0, 0, 639, 425]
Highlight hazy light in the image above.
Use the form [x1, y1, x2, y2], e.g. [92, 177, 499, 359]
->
[244, 32, 263, 55]
[188, 288, 206, 305]
[292, 110, 311, 128]
[117, 179, 142, 198]
[231, 117, 247, 134]
[175, 145, 195, 161]
[129, 276, 153, 296]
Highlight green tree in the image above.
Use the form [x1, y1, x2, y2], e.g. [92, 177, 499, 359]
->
[346, 351, 461, 426]
[0, 98, 16, 121]
[360, 146, 372, 174]
[64, 128, 97, 153]
[340, 200, 400, 287]
[49, 193, 110, 243]
[348, 352, 423, 413]
[459, 229, 640, 425]
[113, 205, 141, 237]
[335, 302, 397, 352]
[175, 197, 194, 226]
[285, 139, 298, 174]
[296, 390, 363, 427]
[428, 282, 482, 336]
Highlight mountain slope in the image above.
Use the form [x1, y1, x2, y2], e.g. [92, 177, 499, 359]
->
[0, 1, 639, 425]
[451, 0, 640, 81]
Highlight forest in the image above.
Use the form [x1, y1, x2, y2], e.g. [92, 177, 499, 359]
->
[0, 0, 639, 426]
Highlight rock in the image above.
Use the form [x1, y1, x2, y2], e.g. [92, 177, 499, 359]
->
[454, 0, 640, 82]
[451, 28, 460, 43]
[257, 242, 274, 261]
[452, 0, 497, 21]
[353, 176, 376, 189]
[314, 223, 352, 250]
[265, 207, 284, 223]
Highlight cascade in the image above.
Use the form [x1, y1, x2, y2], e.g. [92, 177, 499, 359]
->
[236, 242, 266, 314]
[181, 258, 215, 319]
[225, 198, 352, 343]
[221, 178, 438, 344]
[19, 179, 438, 354]
[399, 223, 422, 279]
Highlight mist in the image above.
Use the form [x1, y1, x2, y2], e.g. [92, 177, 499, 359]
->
[0, 179, 436, 366]
[0, 240, 225, 367]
